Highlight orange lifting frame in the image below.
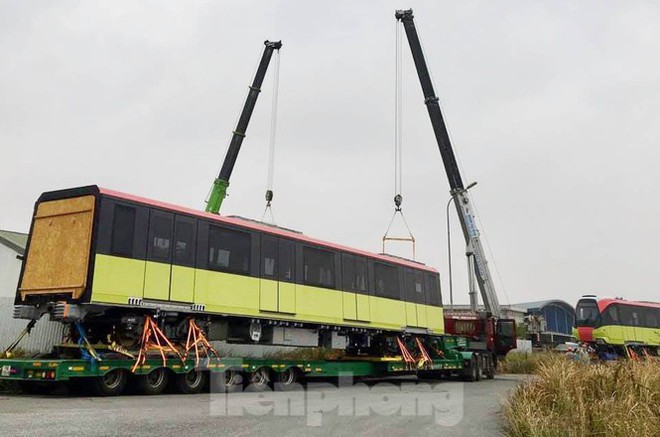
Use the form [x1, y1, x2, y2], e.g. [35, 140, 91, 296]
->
[382, 209, 416, 260]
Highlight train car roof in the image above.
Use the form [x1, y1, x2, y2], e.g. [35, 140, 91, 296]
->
[596, 297, 660, 312]
[40, 185, 437, 273]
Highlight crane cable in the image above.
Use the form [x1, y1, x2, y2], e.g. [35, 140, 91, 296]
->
[395, 19, 403, 204]
[262, 48, 281, 224]
[383, 21, 416, 259]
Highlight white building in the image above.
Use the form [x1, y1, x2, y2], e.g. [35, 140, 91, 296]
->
[0, 229, 64, 353]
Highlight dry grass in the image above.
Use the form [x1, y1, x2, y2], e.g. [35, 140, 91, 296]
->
[503, 355, 660, 436]
[499, 351, 555, 374]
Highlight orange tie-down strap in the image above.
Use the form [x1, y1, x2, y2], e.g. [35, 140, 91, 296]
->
[184, 318, 221, 368]
[414, 337, 433, 368]
[132, 316, 185, 373]
[396, 337, 416, 365]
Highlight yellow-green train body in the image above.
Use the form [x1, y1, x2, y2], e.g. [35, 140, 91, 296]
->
[15, 186, 445, 344]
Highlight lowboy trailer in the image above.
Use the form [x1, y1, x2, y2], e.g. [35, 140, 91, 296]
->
[0, 335, 486, 396]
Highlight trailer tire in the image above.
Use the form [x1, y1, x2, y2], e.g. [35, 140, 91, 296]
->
[93, 369, 127, 396]
[485, 356, 496, 379]
[210, 369, 243, 393]
[246, 367, 271, 392]
[174, 369, 208, 394]
[136, 368, 170, 395]
[274, 367, 299, 391]
[475, 355, 483, 381]
[463, 357, 478, 382]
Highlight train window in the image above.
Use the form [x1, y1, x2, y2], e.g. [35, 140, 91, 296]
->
[426, 273, 442, 306]
[602, 305, 620, 325]
[618, 305, 634, 327]
[404, 269, 426, 304]
[631, 310, 641, 327]
[173, 219, 195, 266]
[374, 262, 400, 300]
[208, 226, 251, 274]
[575, 300, 600, 327]
[279, 239, 295, 282]
[111, 205, 136, 257]
[355, 256, 367, 292]
[303, 247, 334, 288]
[261, 235, 278, 279]
[645, 308, 659, 328]
[149, 213, 173, 262]
[341, 254, 368, 293]
[342, 254, 356, 291]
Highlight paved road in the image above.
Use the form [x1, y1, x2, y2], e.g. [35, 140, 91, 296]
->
[0, 375, 526, 436]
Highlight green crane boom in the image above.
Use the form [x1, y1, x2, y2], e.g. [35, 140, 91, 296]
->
[205, 40, 282, 214]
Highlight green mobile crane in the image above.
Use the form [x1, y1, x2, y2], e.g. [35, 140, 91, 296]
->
[205, 40, 282, 214]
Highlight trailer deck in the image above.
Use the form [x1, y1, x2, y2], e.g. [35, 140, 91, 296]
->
[0, 353, 466, 382]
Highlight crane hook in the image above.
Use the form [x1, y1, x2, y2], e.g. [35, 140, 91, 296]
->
[394, 194, 403, 211]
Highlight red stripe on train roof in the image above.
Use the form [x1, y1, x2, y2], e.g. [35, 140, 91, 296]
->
[597, 298, 660, 312]
[99, 187, 438, 273]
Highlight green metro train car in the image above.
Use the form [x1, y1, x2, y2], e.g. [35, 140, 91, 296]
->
[14, 186, 444, 347]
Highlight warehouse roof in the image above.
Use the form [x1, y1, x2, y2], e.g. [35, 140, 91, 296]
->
[0, 229, 28, 255]
[515, 299, 575, 313]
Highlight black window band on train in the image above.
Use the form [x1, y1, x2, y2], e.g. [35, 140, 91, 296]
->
[259, 236, 296, 283]
[426, 273, 442, 306]
[93, 193, 443, 306]
[110, 205, 136, 257]
[208, 225, 251, 274]
[261, 235, 278, 279]
[278, 238, 295, 283]
[404, 268, 426, 305]
[173, 216, 196, 268]
[303, 246, 335, 288]
[374, 262, 401, 300]
[148, 211, 173, 263]
[601, 303, 660, 329]
[341, 253, 369, 295]
[646, 308, 660, 328]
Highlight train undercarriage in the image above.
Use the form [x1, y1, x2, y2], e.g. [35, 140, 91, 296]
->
[4, 300, 493, 396]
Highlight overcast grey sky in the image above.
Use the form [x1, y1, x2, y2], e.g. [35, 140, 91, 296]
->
[1, 1, 659, 306]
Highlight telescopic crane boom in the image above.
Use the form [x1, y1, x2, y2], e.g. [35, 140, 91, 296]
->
[205, 40, 282, 214]
[395, 9, 501, 318]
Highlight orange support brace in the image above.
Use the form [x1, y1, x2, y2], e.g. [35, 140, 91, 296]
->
[184, 318, 221, 368]
[414, 337, 433, 368]
[396, 337, 416, 369]
[132, 316, 185, 373]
